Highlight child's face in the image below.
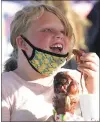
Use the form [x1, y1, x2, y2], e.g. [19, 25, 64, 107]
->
[26, 11, 70, 55]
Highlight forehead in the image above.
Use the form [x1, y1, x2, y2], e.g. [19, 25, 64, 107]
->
[30, 11, 64, 30]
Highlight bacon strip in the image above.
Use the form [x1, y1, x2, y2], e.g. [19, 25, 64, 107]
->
[72, 49, 85, 93]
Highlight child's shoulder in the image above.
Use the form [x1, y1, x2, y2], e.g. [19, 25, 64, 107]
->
[2, 71, 21, 88]
[2, 71, 16, 81]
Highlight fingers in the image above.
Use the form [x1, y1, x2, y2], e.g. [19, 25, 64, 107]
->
[77, 52, 99, 79]
[82, 52, 98, 57]
[77, 66, 96, 78]
[80, 53, 99, 66]
[78, 62, 99, 72]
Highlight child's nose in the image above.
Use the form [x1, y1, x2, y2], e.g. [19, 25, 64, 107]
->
[54, 32, 64, 40]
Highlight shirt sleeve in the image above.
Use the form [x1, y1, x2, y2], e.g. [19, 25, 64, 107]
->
[79, 94, 99, 121]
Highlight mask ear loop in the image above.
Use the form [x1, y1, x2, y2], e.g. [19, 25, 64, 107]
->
[20, 35, 36, 60]
[20, 36, 40, 73]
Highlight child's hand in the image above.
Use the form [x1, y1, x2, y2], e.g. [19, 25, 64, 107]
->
[77, 53, 99, 94]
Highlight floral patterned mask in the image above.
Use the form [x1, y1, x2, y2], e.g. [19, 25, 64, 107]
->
[21, 35, 68, 76]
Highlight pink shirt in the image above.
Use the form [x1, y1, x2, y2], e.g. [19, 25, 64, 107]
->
[2, 69, 99, 121]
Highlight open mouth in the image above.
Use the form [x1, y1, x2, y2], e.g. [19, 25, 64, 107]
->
[50, 44, 63, 53]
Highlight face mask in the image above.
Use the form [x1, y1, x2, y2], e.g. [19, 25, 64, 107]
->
[21, 35, 68, 76]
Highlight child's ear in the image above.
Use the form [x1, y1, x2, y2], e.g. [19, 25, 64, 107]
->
[16, 36, 27, 51]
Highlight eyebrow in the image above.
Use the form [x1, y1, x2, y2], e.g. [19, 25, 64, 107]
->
[37, 23, 64, 30]
[38, 26, 65, 33]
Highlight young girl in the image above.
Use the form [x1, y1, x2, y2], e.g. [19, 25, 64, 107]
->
[2, 4, 99, 121]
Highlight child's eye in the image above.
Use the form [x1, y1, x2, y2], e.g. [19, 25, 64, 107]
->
[42, 28, 52, 32]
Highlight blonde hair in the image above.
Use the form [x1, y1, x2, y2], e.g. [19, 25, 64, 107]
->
[45, 1, 91, 50]
[4, 4, 74, 71]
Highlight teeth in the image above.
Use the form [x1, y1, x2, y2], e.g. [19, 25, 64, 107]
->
[50, 44, 63, 52]
[51, 44, 63, 48]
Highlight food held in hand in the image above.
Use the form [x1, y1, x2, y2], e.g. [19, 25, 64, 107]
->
[72, 49, 84, 63]
[53, 71, 80, 120]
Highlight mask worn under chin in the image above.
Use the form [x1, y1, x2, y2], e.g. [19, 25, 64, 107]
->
[21, 35, 69, 76]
